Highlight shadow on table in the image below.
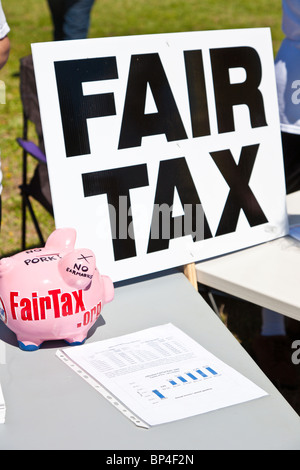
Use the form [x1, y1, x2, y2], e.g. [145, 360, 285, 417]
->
[0, 314, 105, 350]
[200, 289, 300, 417]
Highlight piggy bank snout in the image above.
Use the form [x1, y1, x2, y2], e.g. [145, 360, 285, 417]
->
[59, 249, 96, 289]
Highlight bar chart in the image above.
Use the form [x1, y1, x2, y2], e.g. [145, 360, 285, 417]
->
[151, 365, 219, 400]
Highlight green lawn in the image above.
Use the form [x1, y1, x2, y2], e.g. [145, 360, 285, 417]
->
[0, 0, 284, 256]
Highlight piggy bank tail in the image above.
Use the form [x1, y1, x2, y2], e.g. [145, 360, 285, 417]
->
[101, 275, 114, 304]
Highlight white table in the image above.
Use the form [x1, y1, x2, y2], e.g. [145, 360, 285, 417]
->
[0, 271, 300, 450]
[196, 191, 300, 321]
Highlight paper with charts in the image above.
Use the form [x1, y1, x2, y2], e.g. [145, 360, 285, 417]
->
[57, 323, 267, 427]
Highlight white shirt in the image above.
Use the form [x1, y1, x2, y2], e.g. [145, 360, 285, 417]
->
[0, 1, 9, 39]
[275, 0, 300, 134]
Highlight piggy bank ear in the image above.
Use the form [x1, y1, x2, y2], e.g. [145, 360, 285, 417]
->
[45, 228, 76, 253]
[58, 249, 96, 289]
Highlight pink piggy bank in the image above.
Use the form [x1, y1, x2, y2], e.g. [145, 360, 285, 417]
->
[0, 228, 114, 351]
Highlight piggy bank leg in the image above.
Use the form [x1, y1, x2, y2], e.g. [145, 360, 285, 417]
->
[18, 339, 42, 351]
[64, 333, 87, 346]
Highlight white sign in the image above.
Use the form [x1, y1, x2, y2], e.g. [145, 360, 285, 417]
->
[32, 28, 288, 282]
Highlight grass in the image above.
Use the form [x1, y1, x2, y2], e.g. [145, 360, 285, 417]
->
[0, 0, 284, 256]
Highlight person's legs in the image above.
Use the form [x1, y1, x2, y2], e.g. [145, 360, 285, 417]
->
[47, 0, 67, 41]
[261, 308, 286, 336]
[63, 0, 95, 40]
[253, 308, 299, 388]
[281, 131, 300, 194]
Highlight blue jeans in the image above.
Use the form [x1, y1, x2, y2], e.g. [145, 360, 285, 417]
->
[47, 0, 95, 40]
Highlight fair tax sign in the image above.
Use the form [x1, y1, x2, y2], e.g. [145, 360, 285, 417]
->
[32, 29, 288, 282]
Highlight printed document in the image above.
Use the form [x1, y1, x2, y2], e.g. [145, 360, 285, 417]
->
[57, 323, 267, 426]
[0, 382, 5, 424]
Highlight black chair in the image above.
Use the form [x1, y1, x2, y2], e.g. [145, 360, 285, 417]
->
[17, 55, 53, 250]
